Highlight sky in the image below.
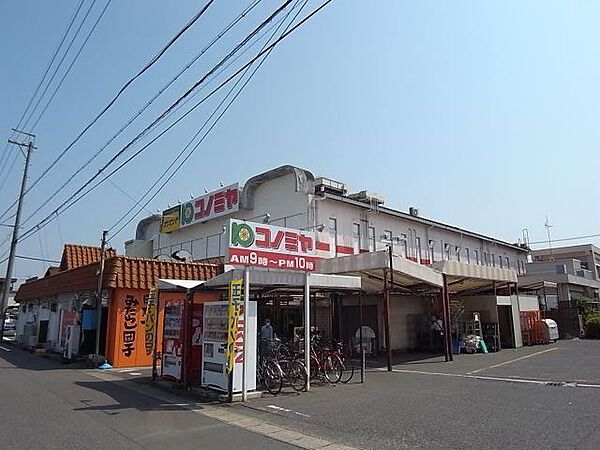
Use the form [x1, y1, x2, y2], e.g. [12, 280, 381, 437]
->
[1, 0, 599, 280]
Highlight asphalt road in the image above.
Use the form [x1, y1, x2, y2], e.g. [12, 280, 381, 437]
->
[0, 345, 299, 450]
[232, 339, 600, 450]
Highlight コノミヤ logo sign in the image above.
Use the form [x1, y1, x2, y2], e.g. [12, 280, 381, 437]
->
[227, 219, 318, 271]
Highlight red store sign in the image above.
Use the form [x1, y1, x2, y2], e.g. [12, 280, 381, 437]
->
[227, 220, 318, 271]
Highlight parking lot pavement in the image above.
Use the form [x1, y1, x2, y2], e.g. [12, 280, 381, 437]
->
[231, 339, 600, 450]
[377, 339, 600, 385]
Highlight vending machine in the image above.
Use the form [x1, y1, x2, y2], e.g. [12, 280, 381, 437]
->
[202, 300, 257, 392]
[162, 300, 183, 380]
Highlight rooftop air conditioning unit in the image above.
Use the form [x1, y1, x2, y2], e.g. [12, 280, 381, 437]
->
[409, 207, 419, 217]
[314, 177, 348, 196]
[347, 190, 385, 205]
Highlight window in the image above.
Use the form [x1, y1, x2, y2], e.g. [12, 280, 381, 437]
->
[368, 227, 376, 252]
[428, 240, 435, 263]
[505, 257, 510, 269]
[455, 246, 461, 262]
[491, 254, 496, 267]
[444, 243, 451, 261]
[329, 218, 338, 256]
[474, 249, 479, 265]
[415, 237, 422, 263]
[483, 252, 488, 266]
[401, 233, 408, 258]
[465, 248, 470, 264]
[352, 223, 361, 254]
[499, 255, 503, 268]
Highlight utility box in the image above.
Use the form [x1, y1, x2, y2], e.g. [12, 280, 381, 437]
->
[541, 319, 559, 341]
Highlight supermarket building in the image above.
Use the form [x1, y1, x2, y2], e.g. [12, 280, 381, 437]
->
[128, 165, 532, 354]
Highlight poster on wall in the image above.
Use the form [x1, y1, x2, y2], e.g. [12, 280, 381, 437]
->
[226, 219, 318, 271]
[59, 311, 78, 348]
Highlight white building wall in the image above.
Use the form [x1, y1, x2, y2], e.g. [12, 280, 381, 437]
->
[315, 197, 527, 272]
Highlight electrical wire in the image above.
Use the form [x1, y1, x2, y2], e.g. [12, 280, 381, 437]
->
[4, 0, 333, 256]
[0, 0, 86, 163]
[1, 0, 262, 226]
[12, 0, 293, 235]
[0, 0, 216, 222]
[528, 233, 600, 246]
[31, 0, 113, 131]
[107, 0, 309, 242]
[22, 0, 99, 130]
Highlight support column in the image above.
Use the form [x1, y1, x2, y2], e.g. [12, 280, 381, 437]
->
[383, 268, 392, 371]
[182, 288, 193, 388]
[441, 275, 453, 362]
[304, 272, 311, 391]
[242, 267, 250, 402]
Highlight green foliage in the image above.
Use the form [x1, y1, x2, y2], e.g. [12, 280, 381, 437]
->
[584, 312, 600, 339]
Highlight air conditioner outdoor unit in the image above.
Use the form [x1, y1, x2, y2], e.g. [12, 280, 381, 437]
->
[409, 207, 419, 217]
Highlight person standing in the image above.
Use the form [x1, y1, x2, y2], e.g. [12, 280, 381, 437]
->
[260, 318, 276, 358]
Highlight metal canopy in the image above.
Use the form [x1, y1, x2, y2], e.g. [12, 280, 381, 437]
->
[200, 268, 361, 291]
[317, 251, 443, 293]
[158, 278, 206, 291]
[431, 261, 518, 294]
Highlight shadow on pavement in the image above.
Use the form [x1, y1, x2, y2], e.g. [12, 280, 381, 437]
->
[73, 380, 204, 413]
[0, 342, 90, 371]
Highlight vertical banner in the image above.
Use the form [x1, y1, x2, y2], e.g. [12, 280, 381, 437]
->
[143, 288, 157, 357]
[226, 279, 243, 374]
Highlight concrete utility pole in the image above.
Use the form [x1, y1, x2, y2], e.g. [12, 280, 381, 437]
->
[0, 131, 35, 342]
[93, 230, 108, 361]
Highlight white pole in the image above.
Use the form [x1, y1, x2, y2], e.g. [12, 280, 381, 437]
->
[242, 267, 250, 402]
[304, 272, 311, 392]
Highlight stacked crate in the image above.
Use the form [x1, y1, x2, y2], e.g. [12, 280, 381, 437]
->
[520, 311, 549, 345]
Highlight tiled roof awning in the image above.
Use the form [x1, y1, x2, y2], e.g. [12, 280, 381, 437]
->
[16, 256, 222, 301]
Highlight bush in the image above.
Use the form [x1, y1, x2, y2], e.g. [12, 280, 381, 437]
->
[584, 312, 600, 339]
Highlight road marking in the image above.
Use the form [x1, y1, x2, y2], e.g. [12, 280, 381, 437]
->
[0, 346, 11, 352]
[467, 348, 558, 374]
[118, 368, 136, 373]
[267, 404, 311, 418]
[385, 367, 600, 389]
[129, 372, 142, 376]
[160, 403, 189, 407]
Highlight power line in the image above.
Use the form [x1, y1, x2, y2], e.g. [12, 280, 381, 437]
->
[0, 0, 216, 223]
[25, 0, 214, 187]
[31, 0, 113, 131]
[11, 1, 294, 242]
[107, 0, 308, 241]
[528, 233, 600, 246]
[3, 0, 262, 227]
[15, 255, 61, 264]
[8, 0, 332, 253]
[22, 0, 99, 130]
[0, 0, 86, 162]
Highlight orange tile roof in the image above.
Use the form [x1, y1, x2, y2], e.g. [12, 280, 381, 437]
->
[59, 244, 117, 271]
[16, 256, 222, 301]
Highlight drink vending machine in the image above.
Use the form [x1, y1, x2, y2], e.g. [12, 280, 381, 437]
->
[162, 300, 183, 380]
[201, 300, 257, 392]
[162, 299, 204, 382]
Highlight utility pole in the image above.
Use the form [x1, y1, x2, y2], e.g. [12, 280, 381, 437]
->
[93, 230, 108, 362]
[544, 215, 554, 261]
[0, 130, 35, 342]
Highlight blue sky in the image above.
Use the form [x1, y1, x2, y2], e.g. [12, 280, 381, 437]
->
[1, 0, 599, 279]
